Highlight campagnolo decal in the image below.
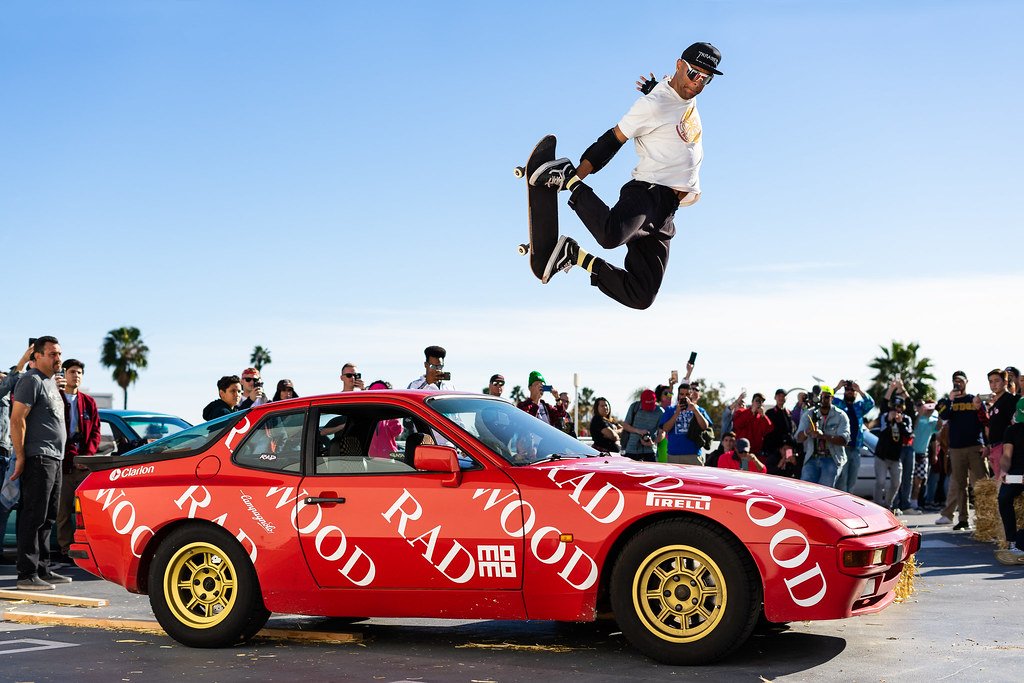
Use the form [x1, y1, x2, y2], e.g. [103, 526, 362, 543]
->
[645, 491, 711, 510]
[477, 545, 516, 578]
[240, 492, 276, 533]
[470, 488, 598, 590]
[723, 483, 828, 607]
[109, 464, 155, 482]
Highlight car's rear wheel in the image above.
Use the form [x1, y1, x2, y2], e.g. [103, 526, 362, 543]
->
[610, 518, 761, 665]
[149, 525, 270, 647]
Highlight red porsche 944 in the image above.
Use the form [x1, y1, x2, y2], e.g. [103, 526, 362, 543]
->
[72, 391, 918, 664]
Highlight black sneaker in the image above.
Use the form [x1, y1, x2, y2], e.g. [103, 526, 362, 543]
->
[542, 236, 579, 284]
[17, 576, 56, 591]
[529, 158, 577, 191]
[953, 520, 970, 531]
[39, 570, 72, 584]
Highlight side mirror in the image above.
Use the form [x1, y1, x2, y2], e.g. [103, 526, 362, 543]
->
[413, 444, 462, 487]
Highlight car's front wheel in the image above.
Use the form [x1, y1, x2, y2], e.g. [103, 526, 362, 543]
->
[148, 524, 270, 647]
[610, 518, 761, 665]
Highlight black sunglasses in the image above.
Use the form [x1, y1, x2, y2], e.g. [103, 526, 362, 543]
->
[242, 377, 257, 382]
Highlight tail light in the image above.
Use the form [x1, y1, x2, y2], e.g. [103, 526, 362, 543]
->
[74, 496, 85, 530]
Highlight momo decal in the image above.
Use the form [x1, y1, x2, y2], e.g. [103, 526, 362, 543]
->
[109, 464, 155, 482]
[477, 545, 516, 578]
[645, 491, 711, 511]
[724, 483, 827, 608]
[472, 488, 598, 591]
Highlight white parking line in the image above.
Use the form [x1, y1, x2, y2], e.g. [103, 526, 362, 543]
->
[0, 638, 80, 655]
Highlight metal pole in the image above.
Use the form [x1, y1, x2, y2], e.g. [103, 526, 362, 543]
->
[573, 372, 580, 436]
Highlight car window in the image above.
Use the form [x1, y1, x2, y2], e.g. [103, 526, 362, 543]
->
[313, 404, 472, 475]
[123, 416, 191, 443]
[233, 411, 305, 473]
[124, 411, 243, 458]
[426, 395, 597, 465]
[98, 420, 118, 455]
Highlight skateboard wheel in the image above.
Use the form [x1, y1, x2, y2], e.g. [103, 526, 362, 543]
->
[517, 244, 529, 255]
[513, 166, 526, 178]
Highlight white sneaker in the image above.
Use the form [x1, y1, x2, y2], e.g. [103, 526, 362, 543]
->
[995, 548, 1024, 565]
[935, 515, 953, 525]
[892, 508, 903, 516]
[903, 507, 923, 515]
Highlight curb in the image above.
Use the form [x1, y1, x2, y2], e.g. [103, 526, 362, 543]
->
[2, 611, 362, 644]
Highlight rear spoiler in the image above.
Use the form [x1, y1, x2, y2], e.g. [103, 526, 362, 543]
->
[75, 452, 191, 472]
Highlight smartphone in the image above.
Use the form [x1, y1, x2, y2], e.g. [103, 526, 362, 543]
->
[29, 337, 37, 347]
[1006, 475, 1024, 484]
[56, 369, 65, 379]
[670, 369, 678, 383]
[688, 351, 698, 366]
[439, 372, 452, 381]
[541, 384, 553, 392]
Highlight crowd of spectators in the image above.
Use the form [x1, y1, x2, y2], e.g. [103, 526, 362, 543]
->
[4, 337, 1023, 583]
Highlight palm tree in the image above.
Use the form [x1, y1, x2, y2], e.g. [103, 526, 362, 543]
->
[510, 385, 525, 403]
[250, 345, 272, 371]
[868, 341, 937, 404]
[101, 327, 150, 409]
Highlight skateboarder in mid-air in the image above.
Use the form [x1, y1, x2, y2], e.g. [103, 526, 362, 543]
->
[529, 42, 723, 310]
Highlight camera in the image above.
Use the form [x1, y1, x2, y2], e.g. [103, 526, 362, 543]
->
[254, 378, 264, 390]
[803, 385, 822, 409]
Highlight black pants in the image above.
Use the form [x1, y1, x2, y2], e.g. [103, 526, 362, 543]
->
[16, 456, 61, 580]
[998, 483, 1024, 550]
[568, 180, 678, 310]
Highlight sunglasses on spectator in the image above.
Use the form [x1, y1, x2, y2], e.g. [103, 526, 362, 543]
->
[242, 377, 257, 382]
[491, 381, 505, 386]
[428, 363, 445, 370]
[343, 372, 361, 379]
[682, 60, 713, 85]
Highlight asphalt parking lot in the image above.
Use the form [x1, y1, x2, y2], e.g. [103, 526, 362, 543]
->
[1, 516, 1021, 683]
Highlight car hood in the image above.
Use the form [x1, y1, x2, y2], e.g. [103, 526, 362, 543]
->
[531, 456, 898, 532]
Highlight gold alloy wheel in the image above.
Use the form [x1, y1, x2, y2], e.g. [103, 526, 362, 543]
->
[163, 541, 238, 629]
[631, 544, 727, 643]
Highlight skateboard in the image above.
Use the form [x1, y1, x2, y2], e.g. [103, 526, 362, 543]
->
[513, 134, 558, 283]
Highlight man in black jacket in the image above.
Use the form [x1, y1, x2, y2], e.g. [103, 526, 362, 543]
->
[875, 397, 912, 511]
[936, 371, 988, 529]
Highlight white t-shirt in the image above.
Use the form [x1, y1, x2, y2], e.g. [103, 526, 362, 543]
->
[617, 80, 703, 205]
[406, 376, 456, 392]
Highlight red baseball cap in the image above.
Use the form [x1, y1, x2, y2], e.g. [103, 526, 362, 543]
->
[640, 389, 657, 411]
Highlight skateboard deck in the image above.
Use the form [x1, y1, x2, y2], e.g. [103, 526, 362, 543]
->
[513, 135, 559, 283]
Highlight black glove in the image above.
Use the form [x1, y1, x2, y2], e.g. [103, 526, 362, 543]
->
[640, 76, 658, 95]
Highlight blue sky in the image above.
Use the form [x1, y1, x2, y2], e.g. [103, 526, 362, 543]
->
[2, 1, 1022, 423]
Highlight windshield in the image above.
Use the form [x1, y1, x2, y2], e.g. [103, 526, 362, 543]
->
[124, 416, 191, 442]
[122, 411, 243, 458]
[426, 396, 597, 465]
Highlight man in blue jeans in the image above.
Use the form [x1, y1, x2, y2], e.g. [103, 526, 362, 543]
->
[796, 385, 851, 487]
[831, 380, 875, 493]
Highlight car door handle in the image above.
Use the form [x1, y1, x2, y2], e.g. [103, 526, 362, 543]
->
[304, 496, 346, 505]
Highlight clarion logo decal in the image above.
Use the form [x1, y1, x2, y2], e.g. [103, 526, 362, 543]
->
[645, 492, 711, 510]
[109, 464, 155, 482]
